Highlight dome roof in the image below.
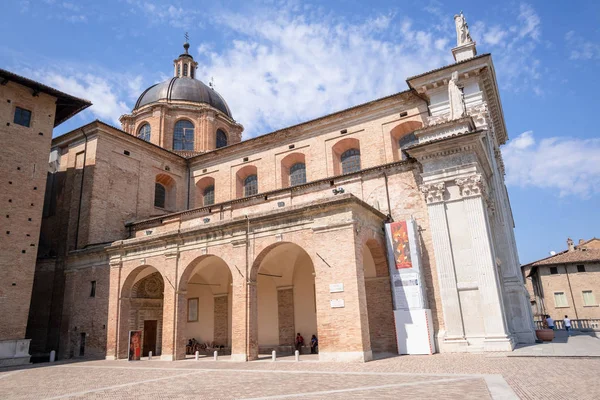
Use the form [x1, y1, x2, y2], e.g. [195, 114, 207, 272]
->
[134, 77, 232, 118]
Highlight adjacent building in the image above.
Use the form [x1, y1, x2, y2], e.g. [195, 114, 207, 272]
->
[27, 13, 536, 362]
[522, 238, 600, 327]
[0, 69, 90, 365]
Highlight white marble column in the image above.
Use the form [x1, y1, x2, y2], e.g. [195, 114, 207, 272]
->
[421, 182, 467, 346]
[456, 175, 513, 350]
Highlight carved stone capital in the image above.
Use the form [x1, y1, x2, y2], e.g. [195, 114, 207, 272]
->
[420, 182, 446, 204]
[455, 174, 485, 198]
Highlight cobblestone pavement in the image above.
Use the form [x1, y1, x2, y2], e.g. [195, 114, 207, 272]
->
[0, 353, 598, 399]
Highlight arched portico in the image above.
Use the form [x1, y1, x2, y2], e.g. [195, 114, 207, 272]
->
[363, 239, 397, 354]
[116, 265, 165, 359]
[177, 255, 233, 357]
[248, 242, 318, 359]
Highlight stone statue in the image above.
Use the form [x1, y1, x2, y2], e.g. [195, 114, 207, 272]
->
[454, 11, 473, 46]
[448, 71, 465, 119]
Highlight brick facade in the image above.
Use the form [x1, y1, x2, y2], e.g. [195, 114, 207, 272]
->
[0, 70, 89, 365]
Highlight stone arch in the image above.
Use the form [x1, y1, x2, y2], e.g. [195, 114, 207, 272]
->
[195, 176, 215, 207]
[236, 164, 258, 198]
[362, 239, 397, 354]
[177, 255, 234, 356]
[155, 173, 177, 211]
[391, 121, 422, 161]
[280, 152, 307, 188]
[249, 242, 318, 358]
[118, 265, 165, 359]
[332, 137, 361, 175]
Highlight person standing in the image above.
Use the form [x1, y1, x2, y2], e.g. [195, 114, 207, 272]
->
[546, 315, 555, 330]
[295, 333, 304, 353]
[310, 335, 318, 354]
[564, 315, 572, 335]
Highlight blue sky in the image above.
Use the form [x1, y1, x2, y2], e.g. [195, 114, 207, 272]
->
[1, 0, 599, 263]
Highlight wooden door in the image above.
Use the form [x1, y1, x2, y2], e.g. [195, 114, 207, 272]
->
[143, 320, 157, 357]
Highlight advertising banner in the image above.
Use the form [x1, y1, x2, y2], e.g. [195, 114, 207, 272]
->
[384, 218, 426, 311]
[128, 330, 142, 361]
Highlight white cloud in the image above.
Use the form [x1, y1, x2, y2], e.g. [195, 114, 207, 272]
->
[565, 30, 600, 60]
[126, 0, 203, 29]
[472, 3, 543, 95]
[18, 62, 144, 124]
[503, 131, 600, 198]
[483, 26, 507, 46]
[196, 5, 453, 137]
[38, 72, 130, 123]
[517, 3, 541, 40]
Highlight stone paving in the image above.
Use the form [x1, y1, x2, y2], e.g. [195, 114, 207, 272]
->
[510, 331, 600, 357]
[0, 353, 599, 399]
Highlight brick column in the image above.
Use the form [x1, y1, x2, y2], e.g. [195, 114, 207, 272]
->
[213, 294, 228, 346]
[106, 260, 122, 360]
[160, 248, 182, 360]
[230, 271, 248, 361]
[312, 219, 372, 362]
[277, 287, 295, 345]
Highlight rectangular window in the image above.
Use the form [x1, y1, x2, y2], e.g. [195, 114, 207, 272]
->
[14, 107, 32, 127]
[583, 290, 596, 306]
[90, 281, 96, 297]
[554, 292, 568, 307]
[577, 264, 585, 273]
[550, 267, 558, 275]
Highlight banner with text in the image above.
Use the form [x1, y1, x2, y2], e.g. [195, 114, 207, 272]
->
[385, 219, 427, 311]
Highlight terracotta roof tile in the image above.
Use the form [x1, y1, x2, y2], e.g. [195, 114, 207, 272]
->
[524, 248, 600, 267]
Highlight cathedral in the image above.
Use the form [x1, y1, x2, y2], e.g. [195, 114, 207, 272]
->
[24, 13, 536, 362]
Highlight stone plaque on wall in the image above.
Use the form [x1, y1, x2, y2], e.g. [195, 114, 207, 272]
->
[329, 283, 344, 293]
[330, 299, 345, 308]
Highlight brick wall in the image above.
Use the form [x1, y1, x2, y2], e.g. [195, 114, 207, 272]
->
[277, 288, 295, 345]
[537, 263, 600, 321]
[0, 81, 56, 342]
[213, 295, 228, 346]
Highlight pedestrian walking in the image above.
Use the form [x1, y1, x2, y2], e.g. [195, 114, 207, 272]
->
[564, 315, 572, 335]
[546, 315, 555, 330]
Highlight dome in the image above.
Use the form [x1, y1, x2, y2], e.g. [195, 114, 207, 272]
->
[134, 77, 232, 118]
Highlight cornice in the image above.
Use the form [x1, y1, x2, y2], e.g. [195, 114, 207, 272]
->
[51, 120, 187, 163]
[110, 193, 386, 253]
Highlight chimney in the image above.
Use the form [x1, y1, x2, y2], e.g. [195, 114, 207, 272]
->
[567, 238, 574, 252]
[579, 239, 585, 245]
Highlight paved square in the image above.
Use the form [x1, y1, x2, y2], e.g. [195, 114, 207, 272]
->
[1, 353, 598, 399]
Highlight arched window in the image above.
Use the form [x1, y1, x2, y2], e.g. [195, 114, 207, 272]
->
[216, 129, 228, 149]
[190, 68, 194, 79]
[183, 64, 188, 77]
[398, 133, 416, 161]
[289, 163, 306, 186]
[154, 183, 166, 208]
[244, 175, 258, 197]
[341, 149, 361, 174]
[173, 120, 195, 151]
[137, 123, 151, 142]
[203, 185, 215, 206]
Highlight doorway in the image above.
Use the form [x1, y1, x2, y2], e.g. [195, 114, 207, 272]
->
[143, 320, 157, 356]
[79, 333, 86, 356]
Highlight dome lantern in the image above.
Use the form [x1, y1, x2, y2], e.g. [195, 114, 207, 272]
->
[174, 33, 198, 79]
